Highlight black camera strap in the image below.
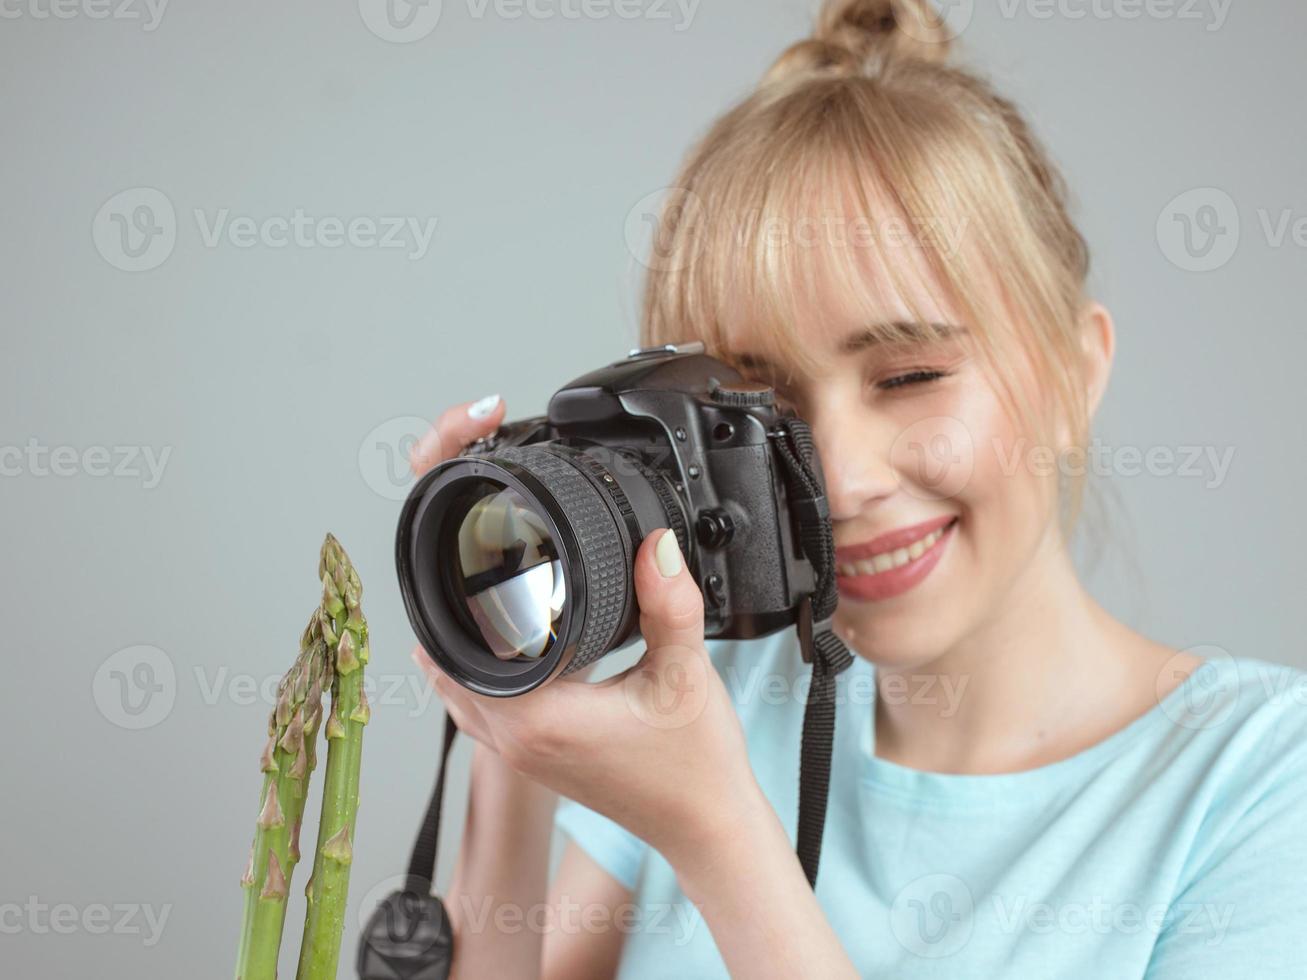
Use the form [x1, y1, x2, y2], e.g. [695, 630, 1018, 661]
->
[357, 716, 458, 980]
[360, 416, 852, 978]
[768, 416, 856, 886]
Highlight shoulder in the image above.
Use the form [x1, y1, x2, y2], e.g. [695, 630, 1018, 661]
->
[1144, 657, 1307, 972]
[1141, 654, 1307, 814]
[1154, 655, 1307, 881]
[1164, 654, 1307, 760]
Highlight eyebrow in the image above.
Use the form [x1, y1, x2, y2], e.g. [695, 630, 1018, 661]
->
[733, 321, 965, 372]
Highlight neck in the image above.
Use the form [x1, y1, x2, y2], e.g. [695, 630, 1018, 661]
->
[871, 528, 1173, 774]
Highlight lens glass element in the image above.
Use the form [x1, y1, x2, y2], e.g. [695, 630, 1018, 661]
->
[444, 482, 564, 660]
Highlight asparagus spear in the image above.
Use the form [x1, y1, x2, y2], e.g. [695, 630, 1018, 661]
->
[236, 613, 331, 980]
[297, 533, 371, 980]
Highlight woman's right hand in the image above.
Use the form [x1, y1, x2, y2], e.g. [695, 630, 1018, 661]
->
[407, 391, 564, 807]
[406, 392, 641, 980]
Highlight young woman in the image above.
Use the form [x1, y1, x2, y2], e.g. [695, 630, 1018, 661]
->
[409, 1, 1307, 976]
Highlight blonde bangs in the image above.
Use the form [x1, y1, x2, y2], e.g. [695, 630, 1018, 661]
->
[649, 79, 1022, 389]
[642, 62, 1094, 525]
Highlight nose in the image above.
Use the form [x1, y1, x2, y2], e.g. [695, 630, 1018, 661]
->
[808, 404, 897, 523]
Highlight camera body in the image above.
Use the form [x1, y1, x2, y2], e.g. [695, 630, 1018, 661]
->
[396, 342, 820, 695]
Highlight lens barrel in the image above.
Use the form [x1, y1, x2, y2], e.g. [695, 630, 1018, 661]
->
[397, 443, 683, 696]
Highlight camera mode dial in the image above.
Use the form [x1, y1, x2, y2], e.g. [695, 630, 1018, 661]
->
[708, 377, 775, 408]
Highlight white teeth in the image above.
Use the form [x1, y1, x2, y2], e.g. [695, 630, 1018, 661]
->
[838, 523, 951, 577]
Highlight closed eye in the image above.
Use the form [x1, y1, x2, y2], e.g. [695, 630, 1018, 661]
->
[878, 369, 949, 391]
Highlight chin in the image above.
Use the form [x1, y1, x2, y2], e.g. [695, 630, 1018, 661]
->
[833, 603, 960, 674]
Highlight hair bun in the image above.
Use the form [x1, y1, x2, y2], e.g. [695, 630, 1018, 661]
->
[766, 0, 953, 83]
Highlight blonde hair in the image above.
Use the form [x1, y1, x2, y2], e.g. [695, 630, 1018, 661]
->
[640, 0, 1094, 526]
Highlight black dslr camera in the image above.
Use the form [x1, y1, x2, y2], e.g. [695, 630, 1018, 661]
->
[395, 342, 828, 696]
[367, 345, 848, 980]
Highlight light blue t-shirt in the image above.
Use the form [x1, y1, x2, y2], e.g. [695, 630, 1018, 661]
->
[555, 631, 1307, 978]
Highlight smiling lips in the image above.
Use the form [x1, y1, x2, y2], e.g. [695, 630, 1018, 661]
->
[834, 515, 957, 602]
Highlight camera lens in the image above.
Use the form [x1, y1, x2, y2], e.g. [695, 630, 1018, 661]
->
[397, 444, 686, 697]
[441, 481, 564, 661]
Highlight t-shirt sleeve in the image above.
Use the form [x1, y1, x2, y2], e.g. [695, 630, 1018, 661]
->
[554, 796, 650, 892]
[1143, 738, 1307, 977]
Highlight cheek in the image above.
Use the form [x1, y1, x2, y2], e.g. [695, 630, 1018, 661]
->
[883, 374, 1010, 506]
[885, 374, 1057, 560]
[950, 383, 1061, 556]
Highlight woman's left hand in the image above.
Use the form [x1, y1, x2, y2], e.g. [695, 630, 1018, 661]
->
[413, 528, 767, 869]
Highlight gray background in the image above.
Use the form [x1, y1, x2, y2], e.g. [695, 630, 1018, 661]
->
[2, 0, 1303, 975]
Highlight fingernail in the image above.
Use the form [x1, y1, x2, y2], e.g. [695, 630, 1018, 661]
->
[467, 394, 501, 420]
[655, 529, 683, 578]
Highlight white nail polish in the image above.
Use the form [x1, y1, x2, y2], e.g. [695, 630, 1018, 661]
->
[655, 529, 683, 577]
[467, 394, 501, 420]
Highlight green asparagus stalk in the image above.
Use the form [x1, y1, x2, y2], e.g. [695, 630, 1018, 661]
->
[296, 533, 371, 980]
[236, 612, 331, 980]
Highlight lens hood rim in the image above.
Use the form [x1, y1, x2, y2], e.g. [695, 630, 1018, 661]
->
[395, 456, 586, 697]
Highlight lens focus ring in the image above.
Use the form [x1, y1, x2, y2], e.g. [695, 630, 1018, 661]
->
[493, 446, 629, 675]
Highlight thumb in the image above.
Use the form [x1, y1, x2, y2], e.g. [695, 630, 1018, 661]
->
[634, 528, 705, 654]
